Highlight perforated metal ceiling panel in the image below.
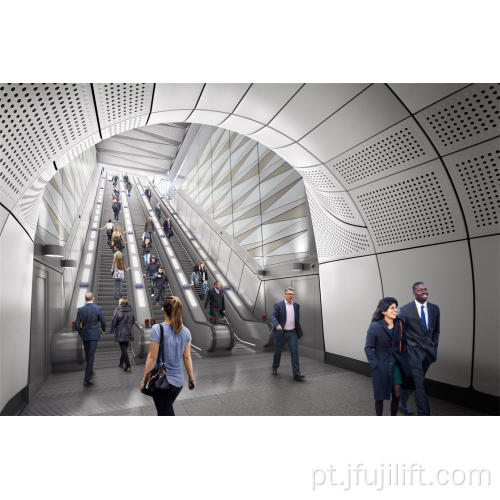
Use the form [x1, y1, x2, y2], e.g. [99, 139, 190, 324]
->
[389, 83, 470, 114]
[307, 189, 373, 262]
[315, 190, 366, 226]
[295, 165, 344, 192]
[415, 83, 499, 156]
[94, 83, 153, 139]
[299, 84, 409, 163]
[444, 137, 499, 237]
[326, 116, 437, 189]
[352, 159, 467, 252]
[0, 83, 98, 211]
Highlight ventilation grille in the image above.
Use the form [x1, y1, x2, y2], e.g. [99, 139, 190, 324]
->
[455, 148, 499, 229]
[94, 83, 153, 129]
[356, 172, 456, 247]
[329, 120, 430, 187]
[0, 83, 97, 208]
[308, 194, 371, 260]
[418, 83, 499, 154]
[296, 166, 341, 191]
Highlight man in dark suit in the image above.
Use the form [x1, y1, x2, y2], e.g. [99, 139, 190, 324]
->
[205, 281, 225, 322]
[398, 281, 440, 416]
[271, 287, 305, 381]
[144, 187, 152, 201]
[75, 292, 106, 387]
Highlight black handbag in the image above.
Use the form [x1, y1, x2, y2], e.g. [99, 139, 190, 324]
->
[141, 324, 170, 397]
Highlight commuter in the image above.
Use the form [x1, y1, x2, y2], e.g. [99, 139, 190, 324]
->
[140, 296, 195, 416]
[111, 254, 131, 300]
[111, 229, 125, 251]
[144, 216, 155, 242]
[398, 282, 440, 416]
[112, 175, 118, 187]
[364, 297, 415, 416]
[145, 256, 160, 296]
[112, 197, 121, 221]
[155, 201, 162, 220]
[144, 187, 152, 201]
[190, 265, 204, 298]
[163, 217, 173, 239]
[75, 292, 106, 387]
[204, 281, 225, 323]
[270, 287, 305, 381]
[126, 179, 132, 197]
[143, 237, 152, 266]
[110, 297, 135, 372]
[153, 267, 169, 306]
[199, 261, 208, 295]
[123, 173, 129, 183]
[113, 187, 120, 198]
[100, 219, 114, 247]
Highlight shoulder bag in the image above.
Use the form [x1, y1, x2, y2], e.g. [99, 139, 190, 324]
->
[141, 324, 170, 396]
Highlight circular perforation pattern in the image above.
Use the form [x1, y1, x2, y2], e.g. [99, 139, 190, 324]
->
[422, 84, 499, 148]
[318, 192, 357, 221]
[0, 83, 95, 206]
[357, 172, 456, 247]
[331, 127, 426, 185]
[308, 196, 370, 259]
[97, 84, 149, 125]
[456, 150, 499, 228]
[297, 166, 339, 191]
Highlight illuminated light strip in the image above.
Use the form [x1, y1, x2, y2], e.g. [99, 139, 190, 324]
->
[77, 288, 87, 305]
[233, 333, 257, 347]
[88, 241, 95, 251]
[226, 289, 242, 307]
[184, 289, 198, 308]
[81, 268, 90, 282]
[85, 253, 92, 265]
[190, 343, 202, 351]
[171, 258, 181, 270]
[131, 256, 139, 268]
[90, 231, 96, 240]
[176, 272, 188, 285]
[136, 289, 146, 308]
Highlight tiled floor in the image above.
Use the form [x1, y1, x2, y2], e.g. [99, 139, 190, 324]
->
[21, 348, 485, 416]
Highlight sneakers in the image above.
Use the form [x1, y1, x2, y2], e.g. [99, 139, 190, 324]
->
[272, 369, 278, 376]
[293, 374, 306, 381]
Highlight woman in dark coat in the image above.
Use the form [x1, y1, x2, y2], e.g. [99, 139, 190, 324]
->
[110, 297, 136, 371]
[364, 297, 414, 416]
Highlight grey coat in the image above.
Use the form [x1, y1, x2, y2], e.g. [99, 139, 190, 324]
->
[110, 304, 135, 343]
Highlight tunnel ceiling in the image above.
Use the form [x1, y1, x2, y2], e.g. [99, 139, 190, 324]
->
[0, 82, 498, 263]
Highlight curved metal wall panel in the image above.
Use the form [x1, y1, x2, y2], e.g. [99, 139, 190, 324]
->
[444, 137, 499, 238]
[415, 83, 500, 156]
[320, 256, 383, 358]
[377, 242, 474, 388]
[352, 159, 467, 252]
[326, 116, 437, 189]
[470, 235, 500, 396]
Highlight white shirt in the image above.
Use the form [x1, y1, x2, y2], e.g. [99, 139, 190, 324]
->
[106, 222, 113, 231]
[284, 301, 295, 330]
[415, 300, 429, 329]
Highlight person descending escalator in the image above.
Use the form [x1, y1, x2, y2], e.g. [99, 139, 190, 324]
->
[144, 216, 155, 242]
[145, 256, 160, 297]
[205, 281, 226, 324]
[153, 267, 169, 306]
[144, 187, 152, 201]
[142, 237, 152, 266]
[190, 265, 204, 299]
[112, 175, 118, 187]
[154, 201, 162, 220]
[163, 217, 173, 239]
[126, 179, 132, 197]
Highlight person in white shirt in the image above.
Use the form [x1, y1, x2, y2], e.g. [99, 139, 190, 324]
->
[397, 282, 440, 416]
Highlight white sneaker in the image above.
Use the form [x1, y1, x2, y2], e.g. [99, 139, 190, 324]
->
[151, 293, 155, 296]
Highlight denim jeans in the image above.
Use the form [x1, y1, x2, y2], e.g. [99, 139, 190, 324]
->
[144, 253, 150, 266]
[113, 278, 123, 300]
[272, 330, 300, 376]
[127, 189, 131, 197]
[145, 231, 153, 242]
[155, 288, 165, 306]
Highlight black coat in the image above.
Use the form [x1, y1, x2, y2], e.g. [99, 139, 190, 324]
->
[398, 301, 440, 361]
[205, 288, 225, 316]
[364, 318, 415, 400]
[110, 305, 135, 343]
[153, 272, 168, 291]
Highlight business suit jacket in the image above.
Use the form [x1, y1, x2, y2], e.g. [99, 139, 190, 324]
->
[270, 300, 304, 339]
[398, 301, 440, 361]
[205, 288, 225, 316]
[76, 302, 106, 341]
[364, 318, 415, 400]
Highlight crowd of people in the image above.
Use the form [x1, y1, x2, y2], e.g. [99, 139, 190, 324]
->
[76, 174, 441, 417]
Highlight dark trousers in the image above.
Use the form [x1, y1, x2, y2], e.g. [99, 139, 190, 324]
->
[272, 330, 300, 376]
[113, 210, 120, 221]
[106, 229, 112, 246]
[152, 384, 182, 416]
[155, 288, 165, 305]
[119, 341, 130, 368]
[82, 340, 98, 383]
[401, 347, 432, 416]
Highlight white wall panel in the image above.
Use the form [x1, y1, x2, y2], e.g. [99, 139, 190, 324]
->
[209, 229, 221, 258]
[196, 83, 251, 113]
[219, 115, 262, 136]
[217, 239, 232, 276]
[273, 142, 319, 168]
[470, 235, 500, 396]
[320, 256, 382, 359]
[249, 126, 293, 149]
[0, 205, 8, 234]
[188, 110, 229, 126]
[299, 84, 409, 163]
[152, 83, 204, 112]
[269, 83, 369, 140]
[238, 265, 261, 309]
[226, 251, 244, 289]
[0, 217, 34, 411]
[377, 241, 474, 387]
[389, 83, 469, 113]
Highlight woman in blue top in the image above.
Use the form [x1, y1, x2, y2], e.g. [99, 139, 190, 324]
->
[140, 296, 195, 415]
[364, 297, 414, 416]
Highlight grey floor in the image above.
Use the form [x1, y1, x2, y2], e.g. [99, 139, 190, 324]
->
[21, 345, 485, 416]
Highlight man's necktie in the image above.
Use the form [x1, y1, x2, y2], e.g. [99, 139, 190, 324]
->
[421, 305, 428, 333]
